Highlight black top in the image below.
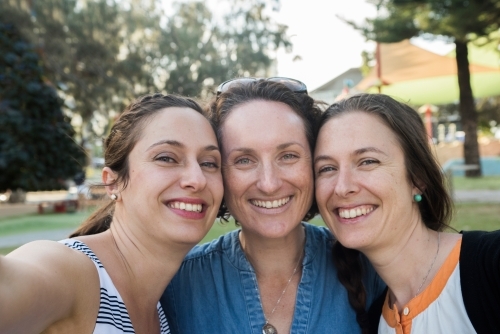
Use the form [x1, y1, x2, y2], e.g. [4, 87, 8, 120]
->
[459, 230, 500, 334]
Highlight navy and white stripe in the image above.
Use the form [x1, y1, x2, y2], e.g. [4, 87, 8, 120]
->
[60, 239, 170, 334]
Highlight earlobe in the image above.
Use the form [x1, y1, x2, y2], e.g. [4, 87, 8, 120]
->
[102, 167, 120, 199]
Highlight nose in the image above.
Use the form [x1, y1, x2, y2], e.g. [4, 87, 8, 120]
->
[180, 162, 207, 192]
[256, 162, 283, 194]
[334, 167, 359, 198]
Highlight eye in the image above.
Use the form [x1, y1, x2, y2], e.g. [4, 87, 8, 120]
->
[155, 155, 176, 163]
[200, 161, 220, 170]
[316, 165, 336, 175]
[360, 159, 379, 166]
[235, 157, 251, 165]
[282, 153, 299, 161]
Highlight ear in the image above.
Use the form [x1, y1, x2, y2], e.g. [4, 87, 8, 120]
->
[102, 167, 120, 198]
[412, 178, 426, 195]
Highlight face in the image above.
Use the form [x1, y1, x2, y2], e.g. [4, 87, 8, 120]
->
[110, 107, 223, 246]
[221, 100, 313, 239]
[314, 111, 420, 253]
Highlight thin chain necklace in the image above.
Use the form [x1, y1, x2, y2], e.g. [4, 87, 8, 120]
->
[415, 231, 441, 296]
[247, 249, 303, 334]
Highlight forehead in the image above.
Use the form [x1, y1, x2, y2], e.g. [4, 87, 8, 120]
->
[221, 100, 308, 147]
[316, 111, 400, 153]
[137, 107, 216, 146]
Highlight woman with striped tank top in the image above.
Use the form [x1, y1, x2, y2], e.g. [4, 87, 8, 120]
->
[0, 93, 223, 333]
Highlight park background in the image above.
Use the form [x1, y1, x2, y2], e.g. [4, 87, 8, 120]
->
[1, 0, 500, 254]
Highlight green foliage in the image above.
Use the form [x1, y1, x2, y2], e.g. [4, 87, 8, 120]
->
[0, 23, 86, 192]
[348, 0, 500, 177]
[0, 0, 291, 137]
[160, 0, 291, 97]
[361, 0, 500, 43]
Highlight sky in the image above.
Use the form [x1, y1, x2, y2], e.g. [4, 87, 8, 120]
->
[161, 0, 456, 92]
[272, 1, 457, 91]
[273, 0, 379, 91]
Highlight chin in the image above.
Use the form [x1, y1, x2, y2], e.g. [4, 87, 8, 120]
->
[331, 229, 368, 252]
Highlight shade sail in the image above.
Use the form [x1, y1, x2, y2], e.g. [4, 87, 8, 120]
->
[356, 40, 500, 105]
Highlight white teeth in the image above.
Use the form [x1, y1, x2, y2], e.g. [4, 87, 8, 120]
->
[168, 201, 203, 212]
[251, 196, 291, 209]
[339, 206, 374, 219]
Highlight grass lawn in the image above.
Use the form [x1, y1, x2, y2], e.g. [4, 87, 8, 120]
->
[0, 211, 89, 237]
[452, 202, 500, 232]
[1, 202, 498, 255]
[451, 175, 500, 190]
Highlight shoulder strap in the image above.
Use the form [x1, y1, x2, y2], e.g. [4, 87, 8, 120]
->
[460, 230, 500, 334]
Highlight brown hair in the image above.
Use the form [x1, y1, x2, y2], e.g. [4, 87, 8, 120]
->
[70, 93, 207, 237]
[208, 79, 324, 221]
[318, 93, 453, 333]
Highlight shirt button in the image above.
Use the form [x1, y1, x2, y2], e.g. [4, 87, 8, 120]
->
[403, 307, 409, 316]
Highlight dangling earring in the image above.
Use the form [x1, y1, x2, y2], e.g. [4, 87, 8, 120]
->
[110, 193, 118, 201]
[413, 194, 422, 202]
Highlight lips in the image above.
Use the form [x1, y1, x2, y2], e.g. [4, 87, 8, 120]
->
[338, 205, 375, 219]
[250, 196, 291, 209]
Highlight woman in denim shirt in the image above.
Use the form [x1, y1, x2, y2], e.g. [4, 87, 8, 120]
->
[161, 79, 385, 334]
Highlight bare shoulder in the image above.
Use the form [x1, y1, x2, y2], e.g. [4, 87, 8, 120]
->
[0, 240, 99, 333]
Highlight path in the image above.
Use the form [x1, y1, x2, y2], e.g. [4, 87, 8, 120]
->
[453, 190, 500, 203]
[0, 228, 75, 248]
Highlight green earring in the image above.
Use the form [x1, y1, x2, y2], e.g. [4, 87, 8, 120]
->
[413, 194, 422, 202]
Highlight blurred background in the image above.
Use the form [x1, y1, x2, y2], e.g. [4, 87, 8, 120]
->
[1, 0, 499, 254]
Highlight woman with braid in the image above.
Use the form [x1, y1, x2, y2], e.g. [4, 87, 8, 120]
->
[0, 94, 223, 333]
[314, 93, 500, 334]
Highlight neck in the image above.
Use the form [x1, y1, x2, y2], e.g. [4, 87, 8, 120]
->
[365, 222, 441, 311]
[100, 213, 194, 307]
[239, 224, 305, 277]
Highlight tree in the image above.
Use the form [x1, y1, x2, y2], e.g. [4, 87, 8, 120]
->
[0, 23, 86, 192]
[160, 0, 291, 97]
[0, 0, 292, 136]
[348, 0, 500, 177]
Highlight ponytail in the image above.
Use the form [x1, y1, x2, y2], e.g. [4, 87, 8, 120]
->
[332, 241, 369, 334]
[70, 197, 114, 237]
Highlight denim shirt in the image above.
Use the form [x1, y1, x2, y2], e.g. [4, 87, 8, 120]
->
[161, 223, 385, 334]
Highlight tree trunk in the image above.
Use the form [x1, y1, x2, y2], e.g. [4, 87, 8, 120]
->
[455, 40, 482, 177]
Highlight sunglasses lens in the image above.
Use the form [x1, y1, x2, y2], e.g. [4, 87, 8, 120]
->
[217, 78, 257, 94]
[216, 77, 307, 95]
[267, 77, 307, 93]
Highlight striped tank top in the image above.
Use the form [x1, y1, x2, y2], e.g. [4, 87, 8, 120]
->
[60, 239, 171, 334]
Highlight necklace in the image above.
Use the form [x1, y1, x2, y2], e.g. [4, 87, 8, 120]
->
[247, 250, 303, 334]
[415, 231, 440, 296]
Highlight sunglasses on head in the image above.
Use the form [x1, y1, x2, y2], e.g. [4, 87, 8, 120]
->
[216, 77, 308, 96]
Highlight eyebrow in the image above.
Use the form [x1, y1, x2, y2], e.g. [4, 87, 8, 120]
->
[148, 140, 184, 150]
[148, 140, 220, 153]
[277, 142, 304, 150]
[227, 142, 304, 155]
[314, 146, 387, 165]
[354, 147, 387, 156]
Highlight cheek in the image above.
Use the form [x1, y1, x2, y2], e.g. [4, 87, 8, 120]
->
[208, 174, 224, 200]
[223, 169, 247, 196]
[315, 177, 334, 204]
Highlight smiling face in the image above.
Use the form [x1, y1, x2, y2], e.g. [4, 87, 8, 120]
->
[116, 107, 223, 246]
[314, 111, 421, 253]
[220, 100, 313, 239]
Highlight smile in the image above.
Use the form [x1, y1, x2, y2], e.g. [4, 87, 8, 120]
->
[250, 196, 291, 209]
[338, 205, 374, 219]
[167, 201, 203, 213]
